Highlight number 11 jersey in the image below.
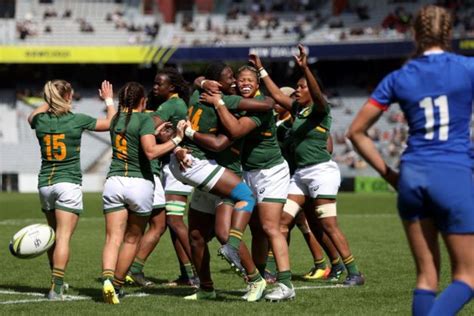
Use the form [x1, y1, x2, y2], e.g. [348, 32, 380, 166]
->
[369, 51, 474, 168]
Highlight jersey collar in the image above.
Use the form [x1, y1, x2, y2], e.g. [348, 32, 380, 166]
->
[423, 49, 444, 55]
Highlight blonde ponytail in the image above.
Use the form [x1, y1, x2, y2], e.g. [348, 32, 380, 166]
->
[43, 80, 73, 116]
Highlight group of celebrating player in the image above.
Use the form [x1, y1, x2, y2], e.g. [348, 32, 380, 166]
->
[29, 4, 473, 314]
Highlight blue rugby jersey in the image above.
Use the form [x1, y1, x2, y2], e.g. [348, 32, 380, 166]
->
[370, 52, 474, 168]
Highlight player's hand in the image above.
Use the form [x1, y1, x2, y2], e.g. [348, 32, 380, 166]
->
[200, 92, 222, 108]
[202, 80, 222, 94]
[98, 80, 113, 100]
[183, 120, 192, 131]
[248, 54, 263, 69]
[155, 122, 172, 135]
[294, 44, 308, 69]
[175, 148, 192, 170]
[176, 120, 186, 139]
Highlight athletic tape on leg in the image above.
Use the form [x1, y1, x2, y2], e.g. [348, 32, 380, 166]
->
[165, 200, 186, 216]
[283, 199, 301, 218]
[229, 182, 255, 213]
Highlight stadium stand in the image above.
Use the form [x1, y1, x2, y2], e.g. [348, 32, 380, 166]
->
[9, 0, 470, 46]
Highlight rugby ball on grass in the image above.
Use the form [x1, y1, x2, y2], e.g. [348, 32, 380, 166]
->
[9, 224, 55, 259]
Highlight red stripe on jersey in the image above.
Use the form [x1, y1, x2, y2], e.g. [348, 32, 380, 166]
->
[368, 98, 388, 111]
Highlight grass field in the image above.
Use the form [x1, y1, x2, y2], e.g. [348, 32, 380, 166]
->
[0, 192, 472, 315]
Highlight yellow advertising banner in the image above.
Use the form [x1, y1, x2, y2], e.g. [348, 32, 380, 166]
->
[0, 46, 176, 64]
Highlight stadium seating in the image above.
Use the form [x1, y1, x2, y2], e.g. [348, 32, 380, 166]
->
[10, 0, 461, 47]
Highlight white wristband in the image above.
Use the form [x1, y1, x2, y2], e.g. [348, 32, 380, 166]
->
[185, 128, 196, 140]
[200, 79, 208, 89]
[217, 99, 225, 107]
[171, 136, 182, 146]
[259, 68, 268, 79]
[105, 97, 114, 106]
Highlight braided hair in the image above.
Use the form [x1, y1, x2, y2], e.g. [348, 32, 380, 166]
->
[112, 82, 145, 136]
[413, 5, 452, 57]
[157, 67, 190, 104]
[43, 80, 73, 116]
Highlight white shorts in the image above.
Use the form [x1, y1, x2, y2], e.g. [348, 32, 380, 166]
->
[103, 176, 154, 216]
[153, 175, 166, 209]
[243, 160, 290, 203]
[289, 160, 341, 199]
[161, 163, 193, 196]
[169, 154, 225, 192]
[39, 182, 83, 214]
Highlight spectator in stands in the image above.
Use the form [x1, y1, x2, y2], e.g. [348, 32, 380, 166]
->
[62, 9, 72, 18]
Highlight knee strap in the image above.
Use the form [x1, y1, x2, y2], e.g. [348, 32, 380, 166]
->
[315, 203, 337, 218]
[283, 199, 301, 218]
[165, 200, 186, 216]
[229, 182, 255, 213]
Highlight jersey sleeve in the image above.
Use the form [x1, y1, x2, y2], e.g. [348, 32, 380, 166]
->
[458, 55, 474, 89]
[30, 113, 41, 129]
[246, 112, 263, 127]
[189, 90, 200, 107]
[75, 113, 97, 131]
[153, 102, 173, 122]
[222, 95, 242, 110]
[140, 115, 156, 136]
[369, 71, 397, 111]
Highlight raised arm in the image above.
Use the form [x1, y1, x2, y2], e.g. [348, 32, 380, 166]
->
[200, 93, 257, 139]
[28, 103, 49, 125]
[95, 80, 117, 131]
[194, 76, 222, 93]
[249, 54, 293, 110]
[346, 101, 398, 189]
[294, 44, 327, 114]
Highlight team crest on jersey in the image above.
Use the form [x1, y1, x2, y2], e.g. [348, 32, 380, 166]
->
[259, 188, 265, 194]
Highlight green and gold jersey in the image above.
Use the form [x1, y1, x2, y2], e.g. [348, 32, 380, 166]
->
[215, 111, 245, 177]
[276, 116, 296, 175]
[152, 94, 188, 126]
[144, 110, 161, 177]
[183, 90, 241, 160]
[107, 112, 155, 183]
[291, 101, 332, 168]
[30, 112, 97, 187]
[241, 92, 284, 171]
[152, 94, 189, 166]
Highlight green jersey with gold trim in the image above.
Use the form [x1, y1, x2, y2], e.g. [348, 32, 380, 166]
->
[291, 101, 332, 167]
[31, 112, 97, 188]
[184, 90, 241, 160]
[107, 112, 155, 182]
[241, 92, 284, 171]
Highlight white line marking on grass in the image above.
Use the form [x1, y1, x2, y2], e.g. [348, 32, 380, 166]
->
[0, 290, 45, 297]
[0, 291, 88, 304]
[0, 284, 343, 305]
[0, 217, 104, 226]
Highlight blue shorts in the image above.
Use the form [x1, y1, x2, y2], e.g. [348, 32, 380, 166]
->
[398, 162, 474, 234]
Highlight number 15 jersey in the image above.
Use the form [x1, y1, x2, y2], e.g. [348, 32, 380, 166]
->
[31, 112, 97, 187]
[369, 52, 474, 168]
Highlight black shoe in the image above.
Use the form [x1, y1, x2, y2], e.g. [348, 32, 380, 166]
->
[343, 273, 365, 286]
[218, 243, 246, 277]
[129, 272, 155, 288]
